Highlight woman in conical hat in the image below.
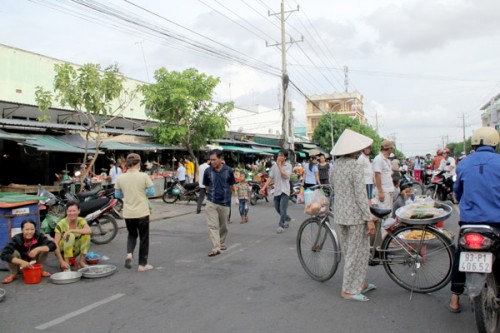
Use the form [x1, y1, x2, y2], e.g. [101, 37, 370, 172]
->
[331, 129, 377, 302]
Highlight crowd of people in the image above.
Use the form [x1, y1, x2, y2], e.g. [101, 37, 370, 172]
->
[2, 128, 498, 314]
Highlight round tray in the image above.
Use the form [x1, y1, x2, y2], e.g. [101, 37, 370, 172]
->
[50, 271, 82, 285]
[0, 288, 5, 302]
[78, 265, 117, 279]
[396, 202, 453, 225]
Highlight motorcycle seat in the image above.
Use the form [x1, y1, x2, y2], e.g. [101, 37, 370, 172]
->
[77, 188, 101, 199]
[370, 206, 392, 219]
[79, 197, 110, 217]
[184, 182, 199, 191]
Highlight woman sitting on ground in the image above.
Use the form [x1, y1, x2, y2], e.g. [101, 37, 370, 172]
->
[54, 202, 91, 271]
[0, 219, 56, 284]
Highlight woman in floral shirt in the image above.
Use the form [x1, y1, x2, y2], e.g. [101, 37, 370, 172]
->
[331, 129, 377, 302]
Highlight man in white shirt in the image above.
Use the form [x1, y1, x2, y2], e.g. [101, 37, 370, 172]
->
[373, 140, 396, 210]
[438, 148, 457, 203]
[357, 146, 374, 205]
[196, 156, 211, 214]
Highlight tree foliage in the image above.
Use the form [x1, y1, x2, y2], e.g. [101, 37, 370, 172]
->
[35, 63, 133, 178]
[312, 113, 404, 158]
[447, 138, 472, 157]
[141, 68, 233, 164]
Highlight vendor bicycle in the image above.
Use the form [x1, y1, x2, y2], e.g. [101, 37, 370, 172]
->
[296, 205, 455, 293]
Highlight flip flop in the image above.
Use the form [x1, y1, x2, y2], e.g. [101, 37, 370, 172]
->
[124, 258, 132, 269]
[42, 271, 52, 278]
[2, 275, 17, 284]
[448, 304, 462, 313]
[342, 294, 370, 302]
[208, 250, 221, 257]
[220, 245, 227, 251]
[362, 283, 377, 294]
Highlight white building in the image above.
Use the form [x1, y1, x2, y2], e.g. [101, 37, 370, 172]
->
[480, 93, 500, 132]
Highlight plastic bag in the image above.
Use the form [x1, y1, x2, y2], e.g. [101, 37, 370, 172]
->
[304, 189, 329, 216]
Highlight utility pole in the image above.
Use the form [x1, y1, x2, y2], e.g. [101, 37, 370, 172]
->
[268, 1, 302, 152]
[344, 66, 349, 93]
[375, 110, 379, 134]
[459, 113, 467, 154]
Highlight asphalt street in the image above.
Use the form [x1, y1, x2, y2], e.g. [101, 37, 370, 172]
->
[0, 199, 476, 333]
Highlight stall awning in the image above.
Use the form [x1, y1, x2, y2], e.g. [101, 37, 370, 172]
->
[296, 152, 306, 157]
[100, 141, 173, 151]
[220, 145, 274, 155]
[23, 136, 96, 153]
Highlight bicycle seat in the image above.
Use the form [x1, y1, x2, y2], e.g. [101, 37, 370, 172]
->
[370, 206, 392, 219]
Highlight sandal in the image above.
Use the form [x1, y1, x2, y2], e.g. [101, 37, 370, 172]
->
[137, 264, 154, 272]
[220, 245, 227, 251]
[124, 258, 132, 269]
[208, 250, 221, 257]
[341, 294, 370, 302]
[42, 271, 52, 278]
[2, 275, 17, 284]
[362, 283, 376, 294]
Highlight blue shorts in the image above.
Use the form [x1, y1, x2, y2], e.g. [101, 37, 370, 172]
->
[366, 184, 373, 199]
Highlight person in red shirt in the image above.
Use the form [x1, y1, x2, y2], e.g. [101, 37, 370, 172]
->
[430, 149, 444, 170]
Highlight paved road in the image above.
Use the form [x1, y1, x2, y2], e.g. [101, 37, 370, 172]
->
[0, 200, 476, 333]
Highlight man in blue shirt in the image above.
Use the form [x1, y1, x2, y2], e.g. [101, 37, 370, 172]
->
[449, 127, 500, 313]
[203, 150, 236, 257]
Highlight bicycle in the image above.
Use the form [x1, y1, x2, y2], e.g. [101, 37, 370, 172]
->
[296, 203, 455, 293]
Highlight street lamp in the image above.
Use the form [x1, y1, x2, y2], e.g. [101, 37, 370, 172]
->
[329, 98, 355, 150]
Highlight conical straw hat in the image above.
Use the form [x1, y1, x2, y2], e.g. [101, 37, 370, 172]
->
[330, 129, 373, 156]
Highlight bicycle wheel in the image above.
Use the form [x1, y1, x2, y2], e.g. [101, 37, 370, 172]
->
[381, 225, 454, 293]
[296, 217, 340, 282]
[162, 188, 177, 204]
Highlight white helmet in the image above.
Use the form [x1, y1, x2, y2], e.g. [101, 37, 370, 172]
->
[471, 127, 500, 147]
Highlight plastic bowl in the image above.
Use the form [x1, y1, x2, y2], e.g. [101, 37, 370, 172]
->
[23, 264, 43, 284]
[85, 258, 101, 265]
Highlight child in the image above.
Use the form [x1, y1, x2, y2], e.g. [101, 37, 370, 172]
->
[235, 173, 251, 223]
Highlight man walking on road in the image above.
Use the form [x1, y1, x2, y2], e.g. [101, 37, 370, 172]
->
[261, 149, 292, 234]
[203, 150, 236, 257]
[373, 140, 395, 210]
[115, 153, 155, 272]
[196, 155, 210, 214]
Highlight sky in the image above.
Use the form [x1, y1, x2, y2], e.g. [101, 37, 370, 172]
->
[1, 0, 500, 156]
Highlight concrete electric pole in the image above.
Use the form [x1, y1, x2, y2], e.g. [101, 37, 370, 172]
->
[267, 1, 302, 151]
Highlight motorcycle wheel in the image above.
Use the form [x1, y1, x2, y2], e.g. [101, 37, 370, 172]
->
[112, 199, 123, 219]
[162, 188, 178, 204]
[411, 183, 424, 196]
[90, 215, 118, 245]
[425, 187, 437, 200]
[473, 274, 500, 333]
[250, 189, 258, 206]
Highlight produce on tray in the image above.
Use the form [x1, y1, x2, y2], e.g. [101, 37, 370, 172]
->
[397, 202, 447, 220]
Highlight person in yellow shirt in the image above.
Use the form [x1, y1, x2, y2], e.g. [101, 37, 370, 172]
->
[185, 158, 195, 183]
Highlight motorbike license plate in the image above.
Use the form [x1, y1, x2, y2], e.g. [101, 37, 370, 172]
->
[459, 252, 493, 273]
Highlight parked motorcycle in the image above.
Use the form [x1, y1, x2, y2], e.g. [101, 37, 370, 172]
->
[425, 170, 455, 202]
[399, 169, 424, 195]
[38, 185, 119, 245]
[162, 178, 200, 204]
[459, 224, 500, 333]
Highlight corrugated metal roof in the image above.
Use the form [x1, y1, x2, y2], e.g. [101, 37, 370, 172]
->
[23, 136, 96, 153]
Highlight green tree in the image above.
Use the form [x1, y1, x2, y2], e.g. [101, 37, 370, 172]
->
[35, 63, 134, 178]
[141, 68, 233, 167]
[447, 137, 472, 157]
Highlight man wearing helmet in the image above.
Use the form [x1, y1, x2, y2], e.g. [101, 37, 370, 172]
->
[437, 147, 457, 202]
[430, 149, 444, 170]
[448, 127, 500, 313]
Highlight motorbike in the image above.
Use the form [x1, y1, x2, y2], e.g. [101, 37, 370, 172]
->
[459, 224, 500, 333]
[399, 169, 424, 196]
[248, 172, 273, 206]
[424, 169, 455, 202]
[38, 185, 119, 245]
[162, 177, 200, 204]
[289, 181, 302, 204]
[423, 165, 433, 185]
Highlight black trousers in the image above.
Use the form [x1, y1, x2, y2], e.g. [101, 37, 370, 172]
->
[197, 188, 206, 212]
[125, 216, 150, 266]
